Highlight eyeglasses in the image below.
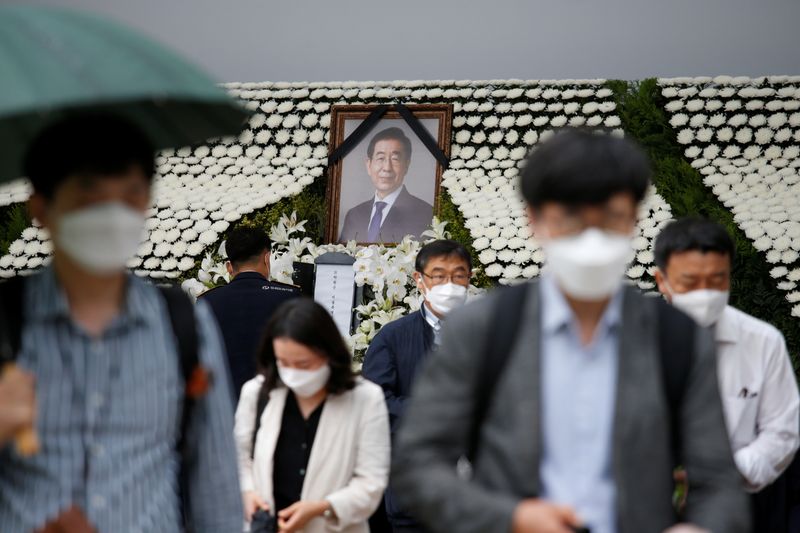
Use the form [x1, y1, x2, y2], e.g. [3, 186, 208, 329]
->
[422, 272, 470, 284]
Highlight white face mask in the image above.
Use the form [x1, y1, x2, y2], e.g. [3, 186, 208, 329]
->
[664, 282, 729, 327]
[55, 202, 145, 275]
[542, 228, 632, 301]
[277, 364, 331, 398]
[421, 281, 468, 315]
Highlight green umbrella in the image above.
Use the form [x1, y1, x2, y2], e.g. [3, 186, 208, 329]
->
[0, 4, 250, 184]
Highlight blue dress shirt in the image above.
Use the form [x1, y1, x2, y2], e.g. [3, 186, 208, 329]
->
[538, 275, 623, 533]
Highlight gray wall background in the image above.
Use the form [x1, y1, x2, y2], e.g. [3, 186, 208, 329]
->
[14, 0, 800, 83]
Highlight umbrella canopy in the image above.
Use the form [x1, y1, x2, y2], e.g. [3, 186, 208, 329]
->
[0, 5, 250, 184]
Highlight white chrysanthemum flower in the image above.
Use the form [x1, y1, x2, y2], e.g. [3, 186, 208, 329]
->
[715, 128, 734, 142]
[522, 130, 538, 145]
[550, 115, 568, 128]
[479, 249, 497, 264]
[735, 128, 753, 144]
[754, 128, 773, 145]
[485, 264, 504, 278]
[676, 129, 694, 145]
[669, 114, 689, 127]
[775, 128, 793, 143]
[685, 100, 705, 112]
[483, 116, 499, 128]
[604, 116, 621, 128]
[472, 237, 490, 250]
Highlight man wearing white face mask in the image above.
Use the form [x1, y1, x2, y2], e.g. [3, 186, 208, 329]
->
[655, 217, 800, 533]
[362, 239, 472, 533]
[0, 115, 242, 532]
[393, 129, 748, 533]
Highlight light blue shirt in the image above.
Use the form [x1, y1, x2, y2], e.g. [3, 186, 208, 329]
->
[0, 266, 243, 533]
[539, 275, 623, 533]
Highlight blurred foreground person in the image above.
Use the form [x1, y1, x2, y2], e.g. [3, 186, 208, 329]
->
[393, 129, 749, 533]
[201, 226, 301, 403]
[0, 115, 242, 532]
[655, 217, 800, 533]
[363, 239, 472, 533]
[0, 367, 35, 447]
[234, 298, 389, 533]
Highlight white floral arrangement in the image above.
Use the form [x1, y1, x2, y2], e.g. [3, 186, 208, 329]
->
[181, 212, 485, 359]
[658, 75, 800, 316]
[0, 78, 623, 281]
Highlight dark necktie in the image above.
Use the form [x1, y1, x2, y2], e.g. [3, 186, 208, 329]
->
[367, 201, 387, 242]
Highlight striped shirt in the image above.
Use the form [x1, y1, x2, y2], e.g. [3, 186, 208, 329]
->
[0, 266, 243, 533]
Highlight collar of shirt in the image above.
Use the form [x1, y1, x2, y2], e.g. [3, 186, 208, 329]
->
[714, 306, 740, 345]
[539, 273, 623, 338]
[370, 185, 404, 224]
[420, 301, 441, 331]
[232, 271, 268, 283]
[27, 265, 151, 330]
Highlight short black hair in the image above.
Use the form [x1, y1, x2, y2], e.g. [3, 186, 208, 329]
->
[415, 239, 473, 273]
[654, 217, 736, 270]
[520, 128, 650, 209]
[23, 113, 155, 199]
[257, 298, 357, 396]
[225, 226, 271, 265]
[367, 127, 412, 160]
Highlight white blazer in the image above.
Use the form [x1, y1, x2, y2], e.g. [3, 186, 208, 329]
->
[234, 376, 390, 533]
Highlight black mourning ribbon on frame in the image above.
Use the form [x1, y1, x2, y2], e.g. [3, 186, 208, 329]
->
[327, 104, 449, 170]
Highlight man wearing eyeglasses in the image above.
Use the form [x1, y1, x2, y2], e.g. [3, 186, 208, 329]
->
[362, 239, 472, 533]
[338, 127, 433, 244]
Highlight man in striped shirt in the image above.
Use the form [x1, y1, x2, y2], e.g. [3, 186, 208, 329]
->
[0, 115, 243, 532]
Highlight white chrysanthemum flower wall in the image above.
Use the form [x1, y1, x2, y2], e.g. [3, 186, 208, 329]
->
[0, 79, 627, 280]
[659, 75, 800, 315]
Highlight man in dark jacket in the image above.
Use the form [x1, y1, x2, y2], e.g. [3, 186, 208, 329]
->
[362, 239, 472, 533]
[201, 226, 300, 402]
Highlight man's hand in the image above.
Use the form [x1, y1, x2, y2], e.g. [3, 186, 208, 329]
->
[663, 525, 710, 533]
[242, 490, 269, 519]
[277, 500, 329, 532]
[512, 499, 583, 533]
[0, 365, 35, 447]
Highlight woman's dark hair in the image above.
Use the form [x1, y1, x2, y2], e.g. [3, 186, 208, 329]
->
[654, 217, 736, 270]
[415, 239, 472, 273]
[257, 298, 356, 395]
[23, 113, 155, 199]
[520, 128, 650, 209]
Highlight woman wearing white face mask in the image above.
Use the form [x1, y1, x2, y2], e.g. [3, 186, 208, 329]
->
[234, 298, 390, 533]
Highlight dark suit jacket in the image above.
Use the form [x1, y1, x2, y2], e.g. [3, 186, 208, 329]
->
[339, 186, 433, 243]
[393, 281, 749, 533]
[200, 272, 300, 402]
[362, 308, 434, 528]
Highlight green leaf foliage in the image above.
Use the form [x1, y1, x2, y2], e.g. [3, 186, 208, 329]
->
[0, 204, 30, 256]
[608, 78, 800, 369]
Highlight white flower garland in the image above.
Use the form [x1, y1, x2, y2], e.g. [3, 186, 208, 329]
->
[658, 75, 800, 316]
[181, 212, 485, 360]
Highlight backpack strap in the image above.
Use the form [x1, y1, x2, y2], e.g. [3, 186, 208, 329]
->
[0, 276, 26, 364]
[251, 380, 270, 459]
[467, 282, 529, 462]
[157, 285, 200, 531]
[654, 297, 695, 467]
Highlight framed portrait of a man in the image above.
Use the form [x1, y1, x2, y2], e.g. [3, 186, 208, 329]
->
[326, 104, 452, 244]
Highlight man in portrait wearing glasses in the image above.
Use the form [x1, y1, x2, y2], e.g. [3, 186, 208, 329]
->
[338, 127, 433, 244]
[363, 239, 472, 533]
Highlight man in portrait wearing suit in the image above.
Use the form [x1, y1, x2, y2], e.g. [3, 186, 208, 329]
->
[338, 127, 433, 243]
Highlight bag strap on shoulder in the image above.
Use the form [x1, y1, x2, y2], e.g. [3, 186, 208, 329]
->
[0, 276, 26, 364]
[654, 297, 695, 466]
[468, 282, 529, 462]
